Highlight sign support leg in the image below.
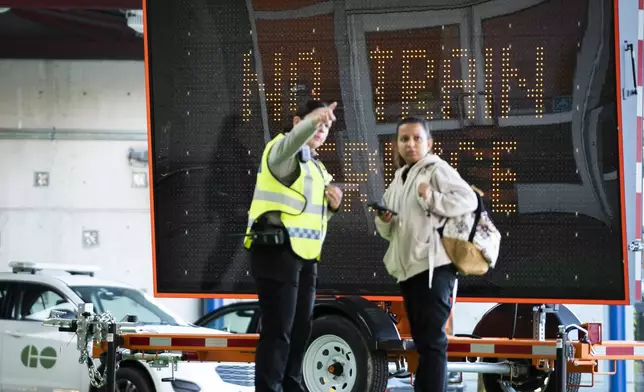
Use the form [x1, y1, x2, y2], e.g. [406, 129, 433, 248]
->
[556, 325, 567, 392]
[106, 322, 117, 392]
[609, 305, 626, 392]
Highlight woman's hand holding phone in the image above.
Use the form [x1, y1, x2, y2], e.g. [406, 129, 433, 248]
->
[378, 210, 394, 223]
[368, 201, 396, 222]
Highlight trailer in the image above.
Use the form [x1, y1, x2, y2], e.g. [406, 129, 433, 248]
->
[42, 0, 644, 391]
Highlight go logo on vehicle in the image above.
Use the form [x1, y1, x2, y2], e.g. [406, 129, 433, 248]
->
[20, 345, 57, 369]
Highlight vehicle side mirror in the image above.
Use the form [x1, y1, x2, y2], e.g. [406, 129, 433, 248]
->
[121, 314, 138, 323]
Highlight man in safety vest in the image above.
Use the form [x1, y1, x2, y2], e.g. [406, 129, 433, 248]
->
[244, 100, 342, 392]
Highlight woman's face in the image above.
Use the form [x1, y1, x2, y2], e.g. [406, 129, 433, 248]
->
[293, 116, 330, 150]
[307, 121, 330, 149]
[397, 122, 432, 165]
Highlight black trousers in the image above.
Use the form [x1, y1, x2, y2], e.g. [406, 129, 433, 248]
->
[400, 265, 458, 392]
[250, 243, 318, 392]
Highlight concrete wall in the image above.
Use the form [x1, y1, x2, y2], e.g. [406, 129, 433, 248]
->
[0, 59, 200, 322]
[0, 60, 146, 130]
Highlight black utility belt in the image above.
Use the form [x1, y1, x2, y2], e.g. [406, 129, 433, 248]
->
[251, 226, 287, 246]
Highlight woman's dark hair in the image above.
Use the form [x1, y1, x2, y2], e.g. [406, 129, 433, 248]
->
[393, 116, 432, 168]
[296, 100, 328, 118]
[281, 100, 329, 133]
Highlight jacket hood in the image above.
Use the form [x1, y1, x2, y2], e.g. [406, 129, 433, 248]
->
[399, 153, 444, 176]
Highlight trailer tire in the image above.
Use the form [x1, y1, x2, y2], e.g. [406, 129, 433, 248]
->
[93, 366, 153, 392]
[116, 367, 153, 392]
[303, 315, 388, 392]
[474, 304, 581, 392]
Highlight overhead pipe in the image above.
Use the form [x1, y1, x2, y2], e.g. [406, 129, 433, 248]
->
[1, 0, 141, 9]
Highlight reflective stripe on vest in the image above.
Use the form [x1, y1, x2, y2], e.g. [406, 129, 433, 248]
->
[244, 134, 330, 260]
[287, 227, 321, 239]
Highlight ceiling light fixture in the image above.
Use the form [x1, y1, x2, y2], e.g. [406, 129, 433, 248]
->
[125, 10, 143, 35]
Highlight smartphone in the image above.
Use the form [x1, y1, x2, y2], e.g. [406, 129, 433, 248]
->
[367, 201, 398, 216]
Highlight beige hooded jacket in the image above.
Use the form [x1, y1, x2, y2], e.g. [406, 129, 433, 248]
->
[375, 154, 478, 286]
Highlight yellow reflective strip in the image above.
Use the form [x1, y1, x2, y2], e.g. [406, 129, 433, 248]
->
[253, 189, 306, 212]
[301, 163, 314, 202]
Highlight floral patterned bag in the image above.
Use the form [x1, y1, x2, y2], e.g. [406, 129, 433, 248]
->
[429, 165, 502, 275]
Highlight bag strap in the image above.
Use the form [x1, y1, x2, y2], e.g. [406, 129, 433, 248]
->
[424, 162, 445, 234]
[468, 192, 484, 242]
[422, 162, 440, 219]
[426, 161, 483, 243]
[424, 161, 442, 190]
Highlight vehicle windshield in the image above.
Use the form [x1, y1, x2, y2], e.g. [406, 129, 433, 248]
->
[71, 285, 190, 327]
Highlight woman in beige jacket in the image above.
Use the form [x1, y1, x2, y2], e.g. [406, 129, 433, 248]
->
[375, 116, 477, 392]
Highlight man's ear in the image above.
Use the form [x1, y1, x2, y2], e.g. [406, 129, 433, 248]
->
[427, 139, 434, 152]
[292, 116, 302, 126]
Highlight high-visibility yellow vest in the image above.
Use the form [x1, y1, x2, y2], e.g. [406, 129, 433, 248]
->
[244, 134, 332, 260]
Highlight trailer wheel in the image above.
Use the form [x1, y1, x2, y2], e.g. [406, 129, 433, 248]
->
[473, 304, 582, 392]
[303, 315, 388, 392]
[481, 358, 581, 392]
[93, 366, 153, 392]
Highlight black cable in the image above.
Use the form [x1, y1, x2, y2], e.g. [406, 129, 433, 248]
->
[510, 303, 518, 340]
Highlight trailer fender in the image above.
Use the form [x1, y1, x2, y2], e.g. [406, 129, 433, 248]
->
[313, 296, 400, 351]
[472, 304, 580, 340]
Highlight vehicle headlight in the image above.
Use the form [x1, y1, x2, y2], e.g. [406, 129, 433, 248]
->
[171, 379, 201, 392]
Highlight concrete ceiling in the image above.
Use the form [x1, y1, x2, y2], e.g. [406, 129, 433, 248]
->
[0, 0, 143, 60]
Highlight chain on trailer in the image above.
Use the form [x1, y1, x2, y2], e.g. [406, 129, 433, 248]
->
[44, 303, 193, 389]
[44, 303, 137, 390]
[42, 303, 644, 392]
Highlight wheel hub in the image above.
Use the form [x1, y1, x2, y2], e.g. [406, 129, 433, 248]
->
[303, 334, 358, 392]
[328, 362, 344, 376]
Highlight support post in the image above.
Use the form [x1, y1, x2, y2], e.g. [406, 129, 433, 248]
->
[555, 325, 567, 392]
[106, 322, 117, 392]
[609, 305, 626, 392]
[204, 298, 224, 329]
